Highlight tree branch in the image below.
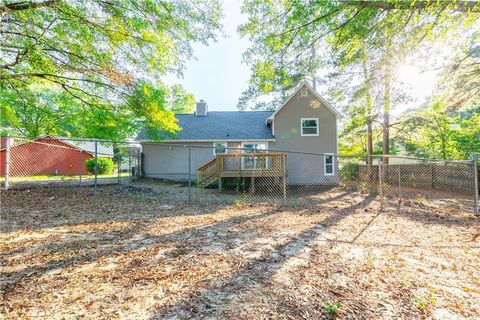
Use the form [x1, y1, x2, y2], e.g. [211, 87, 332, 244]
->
[338, 0, 480, 13]
[1, 1, 57, 16]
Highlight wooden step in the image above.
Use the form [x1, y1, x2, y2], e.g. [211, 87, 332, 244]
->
[199, 175, 217, 188]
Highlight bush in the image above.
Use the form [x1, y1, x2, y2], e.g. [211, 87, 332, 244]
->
[339, 162, 358, 180]
[85, 157, 114, 175]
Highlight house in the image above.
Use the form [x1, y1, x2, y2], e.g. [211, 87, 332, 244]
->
[136, 81, 342, 187]
[0, 136, 114, 177]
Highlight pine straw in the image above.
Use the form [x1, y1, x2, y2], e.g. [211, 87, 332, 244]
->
[1, 185, 479, 319]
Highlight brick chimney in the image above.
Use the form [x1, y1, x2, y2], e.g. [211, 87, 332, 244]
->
[195, 100, 208, 116]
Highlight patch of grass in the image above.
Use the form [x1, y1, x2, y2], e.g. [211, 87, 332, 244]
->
[133, 193, 146, 201]
[415, 194, 427, 203]
[324, 301, 342, 317]
[412, 292, 437, 313]
[7, 172, 130, 182]
[366, 252, 376, 269]
[357, 182, 378, 196]
[233, 198, 242, 207]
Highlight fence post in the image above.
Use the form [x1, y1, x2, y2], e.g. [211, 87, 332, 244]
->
[117, 156, 121, 184]
[128, 153, 132, 181]
[379, 159, 383, 211]
[4, 135, 10, 191]
[283, 153, 287, 204]
[397, 165, 401, 211]
[474, 160, 479, 215]
[94, 141, 98, 192]
[137, 150, 141, 180]
[188, 147, 192, 202]
[79, 150, 83, 184]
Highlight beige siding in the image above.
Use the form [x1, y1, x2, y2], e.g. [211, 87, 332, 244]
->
[142, 141, 243, 180]
[269, 86, 338, 184]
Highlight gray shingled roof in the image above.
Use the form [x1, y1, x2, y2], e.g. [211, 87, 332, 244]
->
[136, 111, 275, 141]
[68, 139, 114, 157]
[55, 136, 114, 156]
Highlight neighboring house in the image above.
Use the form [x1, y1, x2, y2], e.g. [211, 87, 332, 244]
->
[136, 81, 342, 186]
[0, 136, 114, 177]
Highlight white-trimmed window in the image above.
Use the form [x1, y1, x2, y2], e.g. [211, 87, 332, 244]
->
[213, 142, 228, 155]
[324, 153, 334, 176]
[301, 118, 319, 136]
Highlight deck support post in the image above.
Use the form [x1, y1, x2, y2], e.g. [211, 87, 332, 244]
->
[218, 177, 222, 191]
[250, 176, 255, 193]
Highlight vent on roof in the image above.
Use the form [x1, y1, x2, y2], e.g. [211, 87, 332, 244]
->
[300, 86, 308, 97]
[195, 100, 208, 116]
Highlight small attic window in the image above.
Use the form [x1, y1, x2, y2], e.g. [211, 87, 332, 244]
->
[300, 86, 308, 97]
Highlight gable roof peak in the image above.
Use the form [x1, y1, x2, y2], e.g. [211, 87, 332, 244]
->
[267, 80, 343, 123]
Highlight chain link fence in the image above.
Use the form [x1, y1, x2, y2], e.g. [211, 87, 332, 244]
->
[1, 137, 478, 214]
[0, 136, 141, 191]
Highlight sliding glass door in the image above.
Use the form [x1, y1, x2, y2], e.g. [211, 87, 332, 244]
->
[242, 143, 267, 169]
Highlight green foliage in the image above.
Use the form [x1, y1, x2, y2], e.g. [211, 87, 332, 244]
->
[0, 0, 222, 140]
[239, 0, 478, 162]
[0, 81, 196, 140]
[357, 182, 378, 196]
[170, 84, 195, 114]
[439, 35, 480, 110]
[238, 0, 476, 109]
[413, 293, 437, 311]
[324, 301, 342, 315]
[128, 83, 180, 140]
[85, 157, 114, 175]
[399, 101, 480, 160]
[234, 198, 243, 208]
[339, 162, 358, 180]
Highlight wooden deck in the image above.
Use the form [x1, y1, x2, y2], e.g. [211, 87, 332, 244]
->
[197, 152, 287, 190]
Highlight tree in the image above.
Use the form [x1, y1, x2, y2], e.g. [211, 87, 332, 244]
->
[0, 84, 59, 137]
[399, 102, 480, 160]
[169, 84, 195, 114]
[239, 0, 478, 160]
[438, 34, 480, 111]
[239, 0, 476, 106]
[0, 0, 222, 139]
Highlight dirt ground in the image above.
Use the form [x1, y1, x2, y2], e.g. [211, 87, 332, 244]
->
[1, 185, 479, 319]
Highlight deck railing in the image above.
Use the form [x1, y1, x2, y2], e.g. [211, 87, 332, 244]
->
[197, 158, 217, 184]
[217, 152, 287, 175]
[197, 152, 288, 186]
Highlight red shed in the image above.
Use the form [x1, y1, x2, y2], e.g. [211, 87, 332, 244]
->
[0, 136, 113, 177]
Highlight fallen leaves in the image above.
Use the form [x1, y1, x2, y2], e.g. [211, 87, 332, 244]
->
[1, 185, 479, 319]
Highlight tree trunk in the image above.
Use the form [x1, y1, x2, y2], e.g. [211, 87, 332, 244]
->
[382, 37, 392, 165]
[362, 56, 374, 180]
[383, 72, 390, 165]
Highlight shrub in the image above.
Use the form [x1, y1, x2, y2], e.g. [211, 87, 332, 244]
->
[339, 162, 358, 180]
[85, 157, 114, 175]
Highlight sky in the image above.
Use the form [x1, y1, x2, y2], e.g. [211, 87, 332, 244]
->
[165, 0, 438, 113]
[165, 0, 250, 111]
